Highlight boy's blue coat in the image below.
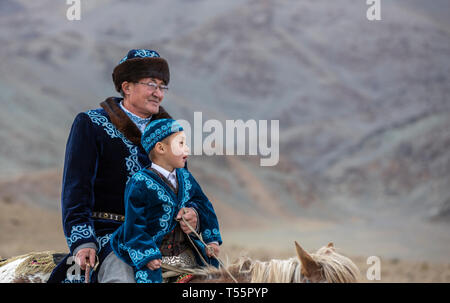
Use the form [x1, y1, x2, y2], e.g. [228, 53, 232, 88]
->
[111, 167, 222, 283]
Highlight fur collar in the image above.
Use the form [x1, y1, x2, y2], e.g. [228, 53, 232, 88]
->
[100, 97, 172, 146]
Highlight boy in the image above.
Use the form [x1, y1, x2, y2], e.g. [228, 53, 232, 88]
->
[110, 119, 222, 283]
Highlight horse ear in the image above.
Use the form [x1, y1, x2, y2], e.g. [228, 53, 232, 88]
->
[295, 241, 321, 277]
[327, 242, 334, 248]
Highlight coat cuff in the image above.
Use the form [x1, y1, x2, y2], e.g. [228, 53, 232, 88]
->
[119, 243, 162, 270]
[72, 242, 98, 257]
[201, 228, 222, 245]
[66, 224, 97, 254]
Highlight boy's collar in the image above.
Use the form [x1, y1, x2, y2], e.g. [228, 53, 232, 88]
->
[151, 162, 175, 179]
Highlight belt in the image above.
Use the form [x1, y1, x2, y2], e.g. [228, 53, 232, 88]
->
[92, 212, 125, 222]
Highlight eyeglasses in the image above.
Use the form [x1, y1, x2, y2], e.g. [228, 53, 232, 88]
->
[136, 82, 169, 93]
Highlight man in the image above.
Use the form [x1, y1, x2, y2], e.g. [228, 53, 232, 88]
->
[48, 49, 199, 283]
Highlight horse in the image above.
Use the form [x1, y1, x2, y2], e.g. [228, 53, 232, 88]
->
[188, 241, 360, 283]
[0, 241, 360, 283]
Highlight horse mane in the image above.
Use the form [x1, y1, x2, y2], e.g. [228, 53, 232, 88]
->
[249, 258, 301, 283]
[312, 246, 361, 283]
[194, 245, 360, 283]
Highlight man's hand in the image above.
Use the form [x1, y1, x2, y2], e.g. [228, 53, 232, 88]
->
[147, 259, 162, 271]
[176, 207, 198, 234]
[206, 243, 220, 258]
[75, 248, 96, 271]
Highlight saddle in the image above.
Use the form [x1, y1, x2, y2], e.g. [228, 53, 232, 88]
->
[0, 251, 65, 283]
[160, 226, 199, 283]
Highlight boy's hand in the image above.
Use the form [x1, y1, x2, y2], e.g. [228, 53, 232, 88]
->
[176, 207, 198, 234]
[206, 243, 220, 258]
[147, 259, 162, 270]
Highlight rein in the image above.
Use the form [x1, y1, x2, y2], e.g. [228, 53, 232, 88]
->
[84, 211, 238, 283]
[180, 213, 238, 283]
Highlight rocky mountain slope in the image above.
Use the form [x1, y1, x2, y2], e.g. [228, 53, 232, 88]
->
[1, 0, 449, 261]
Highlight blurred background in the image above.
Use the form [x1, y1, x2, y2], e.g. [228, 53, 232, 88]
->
[0, 0, 449, 282]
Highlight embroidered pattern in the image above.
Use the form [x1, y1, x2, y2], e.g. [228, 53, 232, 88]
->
[119, 243, 160, 267]
[142, 120, 183, 153]
[119, 101, 152, 133]
[86, 110, 142, 180]
[132, 171, 174, 231]
[203, 228, 220, 240]
[133, 172, 172, 205]
[66, 224, 95, 248]
[160, 203, 172, 230]
[97, 233, 112, 250]
[135, 270, 154, 283]
[62, 275, 86, 283]
[119, 49, 160, 64]
[175, 273, 194, 283]
[180, 169, 192, 206]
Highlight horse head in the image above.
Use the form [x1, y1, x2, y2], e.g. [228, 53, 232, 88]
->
[295, 241, 360, 283]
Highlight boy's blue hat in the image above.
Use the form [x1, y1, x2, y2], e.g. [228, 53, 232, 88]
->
[142, 119, 184, 154]
[112, 49, 170, 93]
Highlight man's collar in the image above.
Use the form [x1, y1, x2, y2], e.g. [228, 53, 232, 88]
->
[119, 101, 152, 133]
[100, 97, 142, 145]
[99, 97, 172, 146]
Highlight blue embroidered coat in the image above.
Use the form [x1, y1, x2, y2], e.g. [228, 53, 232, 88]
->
[48, 97, 172, 283]
[110, 167, 222, 283]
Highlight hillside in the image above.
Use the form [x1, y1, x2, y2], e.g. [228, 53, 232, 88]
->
[0, 0, 449, 267]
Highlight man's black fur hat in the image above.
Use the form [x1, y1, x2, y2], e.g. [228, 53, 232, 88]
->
[112, 49, 170, 93]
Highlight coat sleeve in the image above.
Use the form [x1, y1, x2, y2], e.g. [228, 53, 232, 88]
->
[61, 113, 98, 254]
[117, 177, 162, 269]
[188, 175, 222, 245]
